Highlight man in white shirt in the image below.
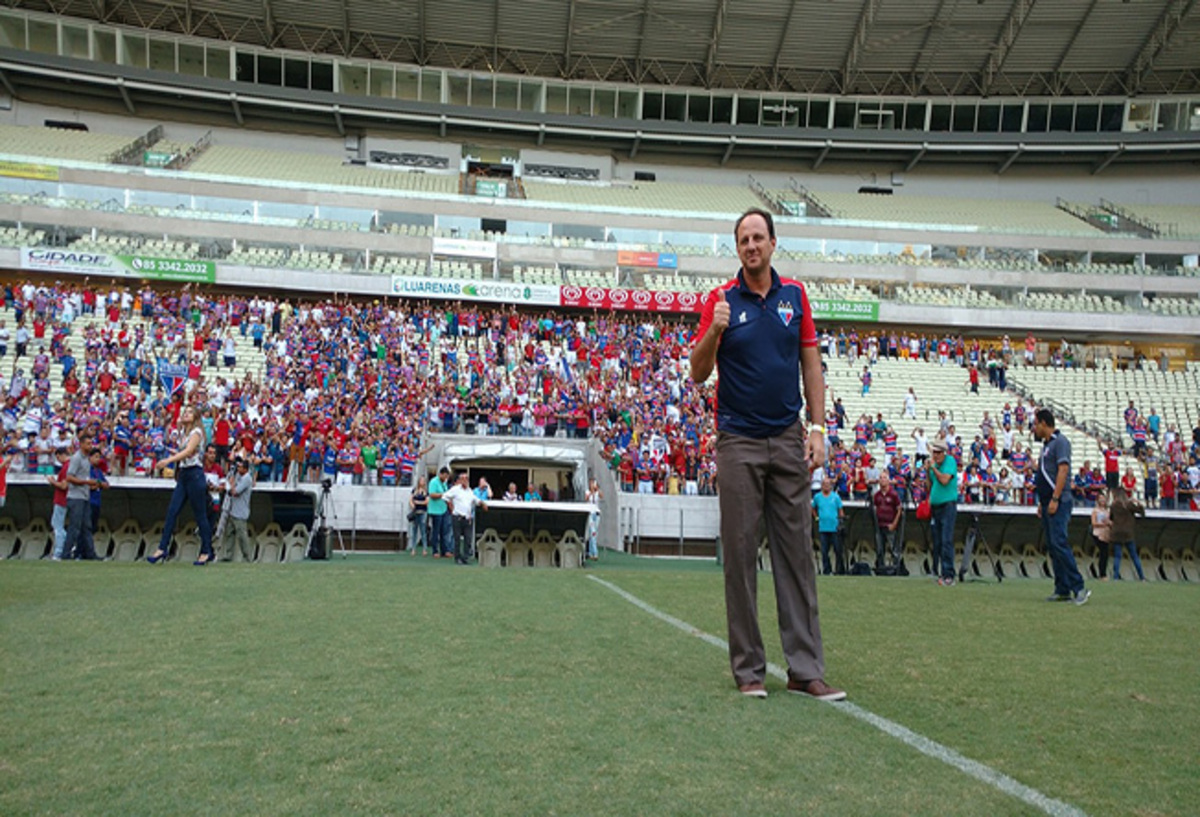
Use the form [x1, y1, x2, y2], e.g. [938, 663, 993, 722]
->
[444, 471, 487, 565]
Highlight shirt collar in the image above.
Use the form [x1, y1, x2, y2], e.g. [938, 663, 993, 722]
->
[735, 267, 781, 298]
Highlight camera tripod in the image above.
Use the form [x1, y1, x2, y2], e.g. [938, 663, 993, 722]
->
[959, 511, 1002, 583]
[307, 481, 347, 559]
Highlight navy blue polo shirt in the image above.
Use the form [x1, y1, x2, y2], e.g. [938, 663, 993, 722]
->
[1036, 430, 1072, 502]
[696, 269, 817, 439]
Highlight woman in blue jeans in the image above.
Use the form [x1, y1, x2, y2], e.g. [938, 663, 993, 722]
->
[928, 439, 959, 585]
[147, 406, 214, 565]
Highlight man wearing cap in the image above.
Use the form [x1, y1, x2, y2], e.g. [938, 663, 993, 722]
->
[1034, 408, 1090, 604]
[690, 207, 845, 702]
[928, 437, 959, 585]
[426, 466, 453, 559]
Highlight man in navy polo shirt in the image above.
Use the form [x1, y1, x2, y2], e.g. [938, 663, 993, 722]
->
[1034, 408, 1090, 605]
[690, 207, 845, 702]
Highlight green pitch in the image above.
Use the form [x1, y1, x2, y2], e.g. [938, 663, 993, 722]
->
[1, 552, 1196, 816]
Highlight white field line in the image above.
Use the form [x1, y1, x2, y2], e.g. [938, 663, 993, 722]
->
[587, 574, 1088, 817]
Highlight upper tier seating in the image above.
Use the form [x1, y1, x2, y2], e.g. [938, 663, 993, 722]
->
[1113, 204, 1200, 239]
[810, 190, 1103, 235]
[188, 145, 459, 194]
[521, 179, 762, 215]
[0, 123, 133, 163]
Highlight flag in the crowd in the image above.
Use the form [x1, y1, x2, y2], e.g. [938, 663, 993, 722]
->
[158, 361, 189, 396]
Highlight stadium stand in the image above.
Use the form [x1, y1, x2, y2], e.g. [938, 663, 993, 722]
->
[0, 123, 133, 163]
[521, 179, 764, 215]
[810, 190, 1105, 235]
[187, 145, 460, 194]
[1110, 203, 1200, 239]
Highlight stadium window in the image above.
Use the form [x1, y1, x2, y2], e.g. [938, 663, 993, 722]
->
[735, 95, 758, 126]
[810, 98, 831, 128]
[149, 39, 175, 72]
[1156, 101, 1184, 131]
[1000, 103, 1024, 132]
[663, 93, 687, 122]
[284, 58, 309, 90]
[179, 43, 205, 77]
[643, 91, 664, 120]
[617, 89, 639, 119]
[977, 104, 1000, 132]
[312, 61, 333, 93]
[1049, 103, 1073, 131]
[833, 100, 855, 128]
[882, 101, 903, 129]
[1100, 103, 1124, 131]
[903, 101, 927, 130]
[1075, 103, 1099, 132]
[0, 14, 26, 49]
[929, 103, 951, 131]
[594, 88, 615, 118]
[372, 64, 398, 98]
[122, 33, 148, 68]
[257, 54, 282, 86]
[421, 71, 442, 103]
[688, 93, 711, 124]
[235, 51, 255, 82]
[28, 19, 55, 55]
[568, 85, 592, 116]
[520, 80, 543, 112]
[546, 84, 567, 114]
[340, 64, 367, 95]
[448, 73, 468, 106]
[206, 45, 230, 80]
[94, 30, 117, 65]
[473, 76, 495, 108]
[1027, 103, 1049, 132]
[494, 79, 518, 110]
[62, 25, 88, 59]
[952, 103, 975, 132]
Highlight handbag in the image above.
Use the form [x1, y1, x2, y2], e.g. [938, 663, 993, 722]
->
[916, 499, 931, 521]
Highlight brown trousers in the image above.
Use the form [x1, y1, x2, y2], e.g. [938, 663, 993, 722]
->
[716, 421, 825, 686]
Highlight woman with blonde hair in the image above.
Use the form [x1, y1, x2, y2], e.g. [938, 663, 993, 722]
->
[146, 404, 215, 565]
[1089, 491, 1111, 580]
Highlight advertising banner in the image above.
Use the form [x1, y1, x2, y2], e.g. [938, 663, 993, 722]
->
[0, 160, 59, 181]
[809, 298, 880, 322]
[20, 248, 215, 283]
[559, 285, 702, 314]
[616, 251, 679, 269]
[431, 237, 498, 259]
[390, 275, 560, 306]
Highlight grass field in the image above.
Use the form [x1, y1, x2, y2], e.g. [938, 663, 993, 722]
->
[2, 551, 1197, 816]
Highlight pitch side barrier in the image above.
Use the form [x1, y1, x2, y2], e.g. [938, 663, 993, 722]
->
[616, 493, 1200, 581]
[0, 477, 599, 566]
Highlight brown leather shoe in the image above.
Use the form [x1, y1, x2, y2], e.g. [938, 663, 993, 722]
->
[787, 678, 847, 701]
[738, 682, 768, 699]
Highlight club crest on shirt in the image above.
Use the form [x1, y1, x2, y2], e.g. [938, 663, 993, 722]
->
[777, 301, 795, 325]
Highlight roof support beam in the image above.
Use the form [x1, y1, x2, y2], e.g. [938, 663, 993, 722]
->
[635, 0, 652, 79]
[342, 0, 352, 57]
[262, 0, 276, 45]
[1053, 0, 1100, 78]
[493, 0, 501, 70]
[720, 136, 736, 166]
[843, 0, 883, 92]
[906, 144, 927, 172]
[1092, 146, 1124, 176]
[771, 0, 799, 85]
[981, 0, 1036, 96]
[705, 0, 729, 88]
[229, 92, 243, 126]
[563, 0, 578, 76]
[1124, 0, 1198, 91]
[997, 145, 1024, 175]
[813, 140, 832, 170]
[0, 69, 16, 100]
[116, 77, 135, 114]
[910, 0, 948, 92]
[418, 0, 427, 63]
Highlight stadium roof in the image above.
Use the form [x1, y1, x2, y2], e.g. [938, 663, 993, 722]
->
[15, 0, 1200, 97]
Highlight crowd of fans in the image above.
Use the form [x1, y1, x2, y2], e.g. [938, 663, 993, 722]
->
[0, 278, 1195, 514]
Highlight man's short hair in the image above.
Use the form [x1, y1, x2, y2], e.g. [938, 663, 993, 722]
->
[1035, 407, 1056, 428]
[438, 466, 450, 475]
[734, 207, 775, 241]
